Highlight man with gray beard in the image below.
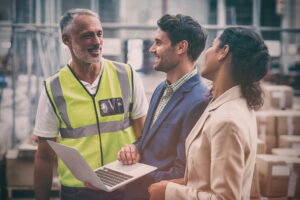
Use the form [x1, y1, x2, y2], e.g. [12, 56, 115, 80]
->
[33, 8, 148, 200]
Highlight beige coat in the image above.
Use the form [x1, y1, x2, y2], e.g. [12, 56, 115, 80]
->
[166, 85, 257, 200]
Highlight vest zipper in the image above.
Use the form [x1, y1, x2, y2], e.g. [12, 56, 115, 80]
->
[92, 96, 104, 166]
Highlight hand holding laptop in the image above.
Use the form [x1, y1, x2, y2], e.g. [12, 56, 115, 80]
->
[47, 140, 157, 192]
[117, 144, 140, 165]
[86, 144, 141, 190]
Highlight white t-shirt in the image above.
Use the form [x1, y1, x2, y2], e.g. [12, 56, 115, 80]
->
[33, 65, 148, 138]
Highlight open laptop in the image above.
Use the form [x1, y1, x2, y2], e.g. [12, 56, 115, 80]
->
[47, 140, 157, 192]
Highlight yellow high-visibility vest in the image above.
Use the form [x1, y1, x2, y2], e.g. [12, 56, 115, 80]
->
[45, 59, 136, 187]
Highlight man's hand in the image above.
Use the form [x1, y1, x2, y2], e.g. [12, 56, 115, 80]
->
[117, 144, 140, 165]
[84, 182, 100, 190]
[148, 180, 169, 200]
[34, 137, 57, 200]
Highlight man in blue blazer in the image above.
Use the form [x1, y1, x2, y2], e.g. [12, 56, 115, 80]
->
[118, 14, 209, 200]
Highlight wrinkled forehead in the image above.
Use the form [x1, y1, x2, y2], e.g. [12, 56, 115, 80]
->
[69, 14, 102, 33]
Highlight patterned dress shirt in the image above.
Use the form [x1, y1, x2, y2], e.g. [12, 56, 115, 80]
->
[150, 68, 198, 127]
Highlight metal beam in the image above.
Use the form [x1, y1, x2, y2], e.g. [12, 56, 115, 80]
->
[162, 0, 167, 16]
[253, 0, 261, 33]
[1, 22, 300, 33]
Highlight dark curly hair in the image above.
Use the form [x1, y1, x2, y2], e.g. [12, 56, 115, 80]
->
[157, 14, 207, 62]
[218, 27, 270, 110]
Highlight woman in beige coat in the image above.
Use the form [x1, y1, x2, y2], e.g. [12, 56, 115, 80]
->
[148, 27, 270, 200]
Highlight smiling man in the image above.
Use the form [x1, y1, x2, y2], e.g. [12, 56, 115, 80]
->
[33, 9, 148, 200]
[117, 14, 209, 200]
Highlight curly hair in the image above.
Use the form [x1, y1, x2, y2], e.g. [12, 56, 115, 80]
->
[218, 27, 270, 110]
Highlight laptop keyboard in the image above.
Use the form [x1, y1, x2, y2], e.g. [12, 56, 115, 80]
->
[95, 167, 133, 187]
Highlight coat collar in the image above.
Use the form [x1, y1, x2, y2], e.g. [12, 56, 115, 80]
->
[207, 85, 243, 112]
[185, 85, 243, 157]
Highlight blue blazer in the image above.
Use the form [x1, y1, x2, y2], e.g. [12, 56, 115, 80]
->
[123, 73, 208, 200]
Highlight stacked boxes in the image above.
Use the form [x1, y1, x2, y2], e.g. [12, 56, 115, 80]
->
[272, 148, 300, 158]
[250, 139, 268, 199]
[277, 111, 300, 135]
[6, 149, 58, 187]
[257, 138, 267, 154]
[253, 84, 300, 199]
[6, 150, 35, 186]
[256, 155, 300, 198]
[279, 135, 300, 148]
[256, 110, 277, 153]
[256, 110, 300, 152]
[262, 84, 294, 110]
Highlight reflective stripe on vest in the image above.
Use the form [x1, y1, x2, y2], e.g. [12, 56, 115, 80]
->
[59, 119, 132, 138]
[49, 61, 132, 138]
[46, 59, 136, 187]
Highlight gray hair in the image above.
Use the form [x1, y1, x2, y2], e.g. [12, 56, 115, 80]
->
[60, 8, 99, 34]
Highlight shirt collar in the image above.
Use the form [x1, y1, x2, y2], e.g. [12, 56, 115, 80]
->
[165, 68, 198, 92]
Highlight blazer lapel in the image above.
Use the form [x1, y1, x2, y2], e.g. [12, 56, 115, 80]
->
[141, 76, 199, 150]
[184, 85, 243, 179]
[185, 108, 210, 155]
[141, 90, 184, 149]
[183, 108, 210, 182]
[139, 83, 165, 149]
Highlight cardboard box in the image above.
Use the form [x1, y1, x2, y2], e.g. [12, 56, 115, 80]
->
[261, 135, 278, 154]
[279, 135, 300, 148]
[262, 85, 294, 110]
[6, 150, 34, 186]
[272, 148, 300, 158]
[18, 142, 37, 158]
[256, 111, 278, 153]
[6, 150, 58, 187]
[255, 110, 300, 152]
[257, 138, 267, 154]
[256, 155, 300, 197]
[276, 110, 300, 135]
[256, 110, 276, 137]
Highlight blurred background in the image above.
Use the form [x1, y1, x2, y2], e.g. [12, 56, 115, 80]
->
[0, 0, 300, 199]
